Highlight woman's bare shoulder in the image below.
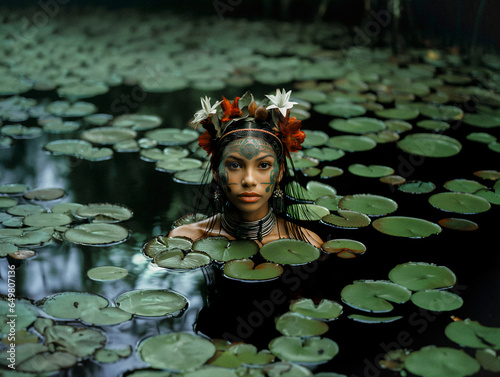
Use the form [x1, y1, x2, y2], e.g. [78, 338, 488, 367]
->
[167, 215, 219, 241]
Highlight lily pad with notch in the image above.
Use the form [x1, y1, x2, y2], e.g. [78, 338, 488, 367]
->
[156, 158, 203, 173]
[302, 130, 329, 147]
[410, 290, 463, 311]
[143, 236, 193, 259]
[444, 179, 487, 193]
[138, 332, 216, 371]
[111, 114, 163, 131]
[338, 194, 398, 216]
[44, 139, 93, 156]
[74, 203, 133, 223]
[326, 135, 377, 152]
[428, 192, 491, 214]
[341, 280, 412, 313]
[38, 291, 109, 320]
[275, 312, 329, 337]
[397, 133, 462, 157]
[223, 259, 284, 282]
[388, 262, 456, 291]
[23, 187, 66, 201]
[145, 128, 199, 146]
[348, 164, 395, 178]
[23, 213, 73, 227]
[63, 223, 130, 246]
[322, 238, 367, 259]
[0, 228, 53, 247]
[289, 298, 343, 321]
[81, 127, 137, 145]
[174, 168, 212, 185]
[304, 147, 345, 161]
[192, 236, 258, 262]
[154, 250, 212, 270]
[268, 336, 339, 364]
[438, 218, 479, 231]
[321, 210, 371, 229]
[115, 289, 188, 317]
[445, 319, 500, 350]
[398, 181, 436, 194]
[79, 306, 133, 326]
[260, 238, 320, 266]
[329, 117, 386, 134]
[87, 266, 129, 281]
[315, 195, 341, 211]
[314, 102, 367, 118]
[372, 216, 441, 238]
[348, 314, 403, 324]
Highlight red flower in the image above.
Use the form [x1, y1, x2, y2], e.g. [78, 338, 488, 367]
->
[198, 130, 215, 155]
[221, 96, 242, 122]
[278, 116, 305, 155]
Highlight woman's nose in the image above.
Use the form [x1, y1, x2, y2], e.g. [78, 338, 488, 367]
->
[242, 168, 257, 187]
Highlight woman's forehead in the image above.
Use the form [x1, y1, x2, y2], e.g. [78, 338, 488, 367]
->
[222, 137, 276, 160]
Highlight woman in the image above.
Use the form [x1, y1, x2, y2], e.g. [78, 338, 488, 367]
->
[168, 89, 323, 248]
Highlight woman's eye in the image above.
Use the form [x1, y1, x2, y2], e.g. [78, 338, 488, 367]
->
[227, 162, 241, 170]
[260, 162, 272, 169]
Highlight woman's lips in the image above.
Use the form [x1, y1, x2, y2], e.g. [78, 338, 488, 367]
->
[238, 193, 261, 203]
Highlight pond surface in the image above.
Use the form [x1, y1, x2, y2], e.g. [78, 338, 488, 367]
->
[1, 5, 500, 377]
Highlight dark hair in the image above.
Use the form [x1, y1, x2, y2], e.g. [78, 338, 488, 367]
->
[188, 117, 315, 242]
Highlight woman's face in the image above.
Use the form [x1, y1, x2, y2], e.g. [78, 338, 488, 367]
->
[217, 137, 280, 220]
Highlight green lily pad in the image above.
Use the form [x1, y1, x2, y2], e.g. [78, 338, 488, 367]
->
[51, 202, 84, 215]
[289, 156, 320, 169]
[174, 168, 212, 185]
[115, 289, 187, 317]
[57, 81, 109, 99]
[475, 189, 500, 204]
[78, 147, 114, 161]
[18, 351, 78, 373]
[289, 298, 343, 320]
[47, 101, 97, 117]
[445, 319, 500, 350]
[315, 195, 341, 211]
[463, 113, 500, 128]
[293, 89, 328, 103]
[38, 292, 109, 319]
[80, 306, 133, 326]
[75, 203, 133, 223]
[268, 336, 339, 364]
[321, 238, 366, 259]
[0, 183, 28, 194]
[302, 167, 321, 177]
[428, 192, 491, 214]
[0, 300, 37, 334]
[304, 147, 345, 161]
[275, 312, 329, 337]
[81, 127, 137, 145]
[419, 104, 464, 121]
[341, 280, 412, 313]
[0, 196, 18, 208]
[94, 346, 133, 363]
[182, 366, 238, 377]
[87, 266, 129, 281]
[145, 128, 199, 146]
[375, 107, 420, 120]
[154, 250, 212, 270]
[397, 133, 462, 157]
[46, 324, 106, 357]
[466, 132, 497, 144]
[372, 216, 441, 238]
[404, 346, 480, 377]
[223, 259, 284, 281]
[192, 237, 258, 262]
[348, 314, 403, 324]
[111, 114, 163, 131]
[0, 228, 52, 246]
[63, 223, 130, 246]
[444, 179, 487, 193]
[320, 166, 344, 178]
[338, 194, 398, 216]
[302, 130, 329, 147]
[398, 181, 436, 194]
[410, 290, 463, 311]
[1, 124, 42, 139]
[143, 236, 193, 259]
[7, 203, 46, 217]
[475, 349, 500, 372]
[138, 332, 216, 371]
[321, 210, 371, 228]
[44, 139, 93, 156]
[260, 238, 320, 265]
[388, 262, 456, 291]
[23, 213, 73, 227]
[385, 119, 413, 133]
[226, 343, 275, 366]
[306, 181, 337, 199]
[348, 164, 395, 178]
[416, 120, 450, 131]
[156, 158, 203, 173]
[314, 102, 366, 118]
[23, 187, 66, 201]
[329, 117, 386, 134]
[326, 135, 377, 152]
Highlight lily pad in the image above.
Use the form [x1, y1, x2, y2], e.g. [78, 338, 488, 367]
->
[398, 181, 436, 194]
[23, 213, 73, 227]
[154, 250, 212, 270]
[341, 280, 412, 313]
[289, 298, 343, 320]
[138, 332, 216, 371]
[87, 266, 129, 281]
[314, 102, 366, 118]
[81, 127, 137, 145]
[260, 238, 320, 265]
[315, 195, 341, 211]
[7, 203, 46, 217]
[75, 203, 133, 223]
[388, 262, 456, 291]
[372, 216, 441, 238]
[145, 128, 199, 146]
[444, 179, 487, 193]
[306, 181, 337, 199]
[445, 319, 500, 350]
[428, 192, 491, 214]
[416, 120, 450, 131]
[23, 187, 66, 201]
[463, 113, 500, 128]
[397, 133, 462, 157]
[275, 312, 329, 337]
[115, 289, 187, 317]
[0, 196, 18, 209]
[304, 147, 345, 161]
[329, 117, 386, 134]
[338, 194, 397, 216]
[0, 300, 37, 334]
[39, 292, 109, 320]
[322, 239, 366, 259]
[156, 158, 203, 173]
[375, 107, 419, 120]
[0, 183, 28, 195]
[438, 218, 479, 231]
[268, 336, 339, 364]
[404, 346, 480, 377]
[44, 139, 93, 156]
[192, 237, 258, 262]
[326, 135, 377, 152]
[302, 130, 329, 147]
[143, 236, 193, 259]
[348, 314, 403, 324]
[80, 306, 133, 326]
[410, 290, 463, 311]
[174, 169, 212, 185]
[223, 259, 284, 281]
[348, 164, 395, 178]
[0, 228, 52, 246]
[63, 223, 130, 246]
[320, 166, 344, 178]
[321, 210, 371, 228]
[111, 114, 163, 131]
[1, 124, 42, 139]
[18, 351, 78, 373]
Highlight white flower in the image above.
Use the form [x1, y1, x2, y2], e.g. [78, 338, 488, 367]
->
[265, 88, 297, 117]
[191, 96, 221, 126]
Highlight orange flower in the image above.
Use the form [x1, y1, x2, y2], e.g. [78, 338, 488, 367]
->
[221, 96, 242, 122]
[198, 130, 214, 155]
[279, 116, 305, 154]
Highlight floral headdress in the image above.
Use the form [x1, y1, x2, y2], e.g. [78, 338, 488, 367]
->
[192, 89, 305, 158]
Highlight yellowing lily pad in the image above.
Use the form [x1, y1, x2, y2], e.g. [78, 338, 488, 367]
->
[428, 192, 491, 214]
[322, 238, 366, 259]
[372, 216, 441, 238]
[438, 218, 479, 231]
